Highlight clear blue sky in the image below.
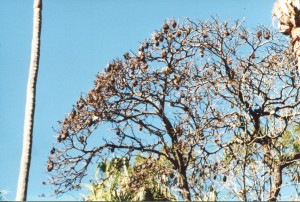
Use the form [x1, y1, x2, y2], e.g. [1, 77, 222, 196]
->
[0, 0, 276, 200]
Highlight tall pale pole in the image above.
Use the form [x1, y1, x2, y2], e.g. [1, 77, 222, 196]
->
[16, 0, 42, 201]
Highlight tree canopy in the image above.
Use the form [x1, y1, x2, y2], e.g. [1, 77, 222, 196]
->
[46, 18, 300, 201]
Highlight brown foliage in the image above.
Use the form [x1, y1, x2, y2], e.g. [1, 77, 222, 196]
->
[47, 18, 300, 201]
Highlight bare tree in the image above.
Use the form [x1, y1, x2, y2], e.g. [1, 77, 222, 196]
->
[273, 0, 300, 72]
[47, 18, 300, 201]
[16, 0, 42, 201]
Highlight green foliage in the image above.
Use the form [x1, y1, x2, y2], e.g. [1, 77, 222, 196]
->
[282, 130, 293, 148]
[84, 156, 176, 201]
[293, 142, 300, 153]
[84, 157, 132, 201]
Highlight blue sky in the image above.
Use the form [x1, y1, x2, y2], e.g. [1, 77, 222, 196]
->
[0, 0, 276, 200]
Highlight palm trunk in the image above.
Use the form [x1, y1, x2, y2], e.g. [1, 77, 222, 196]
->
[16, 0, 42, 201]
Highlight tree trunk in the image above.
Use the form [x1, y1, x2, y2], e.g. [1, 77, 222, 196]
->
[269, 166, 282, 201]
[179, 168, 191, 201]
[181, 181, 191, 201]
[16, 0, 42, 201]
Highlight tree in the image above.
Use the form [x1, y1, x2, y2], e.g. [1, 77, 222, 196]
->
[84, 156, 176, 201]
[16, 0, 42, 201]
[47, 18, 300, 201]
[273, 0, 300, 72]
